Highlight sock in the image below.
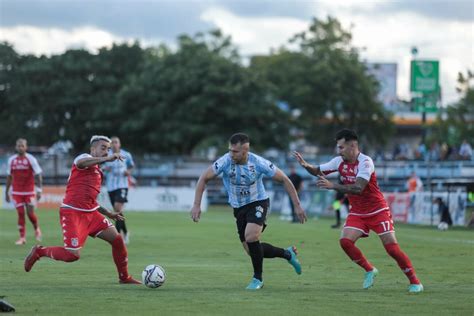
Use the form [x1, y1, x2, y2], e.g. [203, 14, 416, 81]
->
[246, 241, 263, 281]
[27, 211, 39, 230]
[340, 238, 373, 272]
[115, 220, 123, 233]
[37, 247, 79, 262]
[335, 210, 341, 225]
[16, 206, 26, 238]
[261, 242, 291, 260]
[120, 220, 128, 235]
[111, 235, 129, 280]
[384, 243, 420, 284]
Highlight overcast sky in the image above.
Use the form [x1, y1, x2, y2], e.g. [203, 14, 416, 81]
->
[1, 0, 473, 104]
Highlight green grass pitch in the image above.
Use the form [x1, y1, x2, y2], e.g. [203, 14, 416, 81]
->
[1, 208, 473, 315]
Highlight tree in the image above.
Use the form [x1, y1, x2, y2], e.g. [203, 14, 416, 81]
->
[429, 70, 474, 145]
[251, 17, 394, 147]
[117, 31, 289, 154]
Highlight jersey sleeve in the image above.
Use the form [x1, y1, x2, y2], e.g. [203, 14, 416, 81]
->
[26, 154, 43, 175]
[356, 157, 374, 181]
[6, 156, 14, 175]
[319, 157, 341, 175]
[125, 151, 135, 169]
[212, 154, 230, 176]
[255, 155, 277, 178]
[73, 153, 93, 166]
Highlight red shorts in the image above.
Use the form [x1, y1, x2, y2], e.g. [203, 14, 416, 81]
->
[59, 208, 113, 250]
[344, 210, 394, 237]
[12, 194, 35, 208]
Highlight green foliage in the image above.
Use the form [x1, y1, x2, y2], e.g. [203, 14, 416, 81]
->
[1, 18, 395, 153]
[251, 17, 394, 147]
[430, 70, 474, 145]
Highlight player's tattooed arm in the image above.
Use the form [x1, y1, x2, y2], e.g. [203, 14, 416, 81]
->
[76, 154, 123, 169]
[317, 176, 368, 195]
[293, 151, 323, 177]
[97, 206, 124, 221]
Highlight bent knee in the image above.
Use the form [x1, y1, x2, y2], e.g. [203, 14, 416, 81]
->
[339, 238, 354, 250]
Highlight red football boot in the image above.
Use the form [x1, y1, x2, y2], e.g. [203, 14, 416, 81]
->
[24, 245, 42, 272]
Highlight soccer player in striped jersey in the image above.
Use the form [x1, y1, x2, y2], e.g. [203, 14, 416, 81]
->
[102, 136, 134, 244]
[294, 129, 423, 293]
[5, 138, 43, 245]
[191, 133, 307, 290]
[24, 135, 140, 284]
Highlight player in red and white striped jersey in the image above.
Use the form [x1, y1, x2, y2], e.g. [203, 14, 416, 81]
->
[5, 138, 43, 245]
[24, 135, 140, 284]
[294, 129, 423, 293]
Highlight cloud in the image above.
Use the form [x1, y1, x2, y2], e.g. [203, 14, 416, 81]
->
[201, 5, 473, 104]
[200, 7, 307, 56]
[0, 25, 129, 55]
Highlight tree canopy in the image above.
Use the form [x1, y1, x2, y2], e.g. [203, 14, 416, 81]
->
[1, 17, 396, 153]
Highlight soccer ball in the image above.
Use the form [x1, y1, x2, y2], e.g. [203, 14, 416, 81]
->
[142, 264, 166, 288]
[437, 222, 449, 231]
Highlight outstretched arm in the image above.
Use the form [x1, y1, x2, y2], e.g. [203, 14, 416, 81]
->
[190, 166, 217, 222]
[293, 151, 323, 177]
[273, 168, 307, 223]
[317, 176, 368, 195]
[76, 153, 123, 169]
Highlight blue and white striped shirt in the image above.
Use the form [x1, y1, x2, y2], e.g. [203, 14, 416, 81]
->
[103, 149, 135, 192]
[213, 152, 277, 208]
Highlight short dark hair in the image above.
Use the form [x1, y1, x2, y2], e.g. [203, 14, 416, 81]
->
[335, 129, 358, 142]
[229, 133, 250, 145]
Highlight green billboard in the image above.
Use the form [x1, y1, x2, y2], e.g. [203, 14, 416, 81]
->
[410, 60, 439, 93]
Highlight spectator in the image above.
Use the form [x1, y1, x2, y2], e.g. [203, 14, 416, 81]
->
[434, 197, 453, 226]
[414, 142, 427, 161]
[428, 142, 440, 161]
[406, 171, 423, 193]
[288, 165, 304, 223]
[459, 140, 473, 160]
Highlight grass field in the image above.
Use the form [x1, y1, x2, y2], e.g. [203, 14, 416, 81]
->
[1, 208, 473, 315]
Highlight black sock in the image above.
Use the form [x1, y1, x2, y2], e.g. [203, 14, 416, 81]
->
[246, 241, 263, 281]
[336, 210, 341, 225]
[115, 220, 124, 233]
[121, 220, 128, 234]
[261, 243, 291, 260]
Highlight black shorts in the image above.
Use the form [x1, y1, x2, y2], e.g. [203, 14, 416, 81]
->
[108, 188, 128, 205]
[233, 199, 269, 242]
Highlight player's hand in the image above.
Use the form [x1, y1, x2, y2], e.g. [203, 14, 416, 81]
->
[109, 212, 125, 221]
[295, 205, 307, 224]
[36, 192, 42, 201]
[106, 153, 124, 162]
[5, 194, 10, 203]
[190, 205, 201, 223]
[293, 151, 309, 168]
[316, 175, 334, 190]
[123, 170, 130, 176]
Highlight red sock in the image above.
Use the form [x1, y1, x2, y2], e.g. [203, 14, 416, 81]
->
[340, 238, 374, 272]
[111, 235, 129, 280]
[16, 206, 26, 238]
[384, 243, 420, 284]
[27, 211, 39, 230]
[37, 246, 80, 262]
